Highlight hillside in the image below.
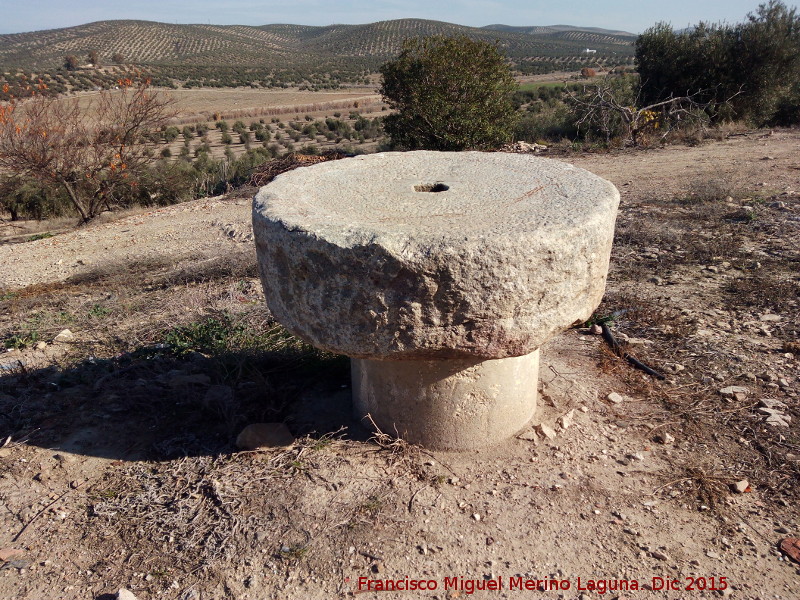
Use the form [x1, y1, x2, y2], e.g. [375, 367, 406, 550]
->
[483, 23, 637, 39]
[0, 19, 635, 91]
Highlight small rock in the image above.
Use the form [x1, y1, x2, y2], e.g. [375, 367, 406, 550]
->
[117, 590, 139, 600]
[0, 548, 23, 561]
[589, 323, 603, 335]
[766, 414, 791, 428]
[706, 550, 721, 559]
[472, 513, 481, 521]
[53, 453, 75, 464]
[518, 429, 538, 443]
[235, 423, 295, 450]
[607, 392, 624, 404]
[650, 550, 670, 561]
[536, 423, 557, 440]
[731, 479, 750, 494]
[35, 341, 47, 351]
[558, 409, 576, 430]
[53, 329, 74, 343]
[760, 313, 782, 322]
[760, 398, 787, 410]
[656, 432, 675, 445]
[719, 386, 748, 401]
[780, 538, 800, 564]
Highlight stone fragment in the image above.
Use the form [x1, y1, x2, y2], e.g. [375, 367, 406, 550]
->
[766, 414, 791, 427]
[607, 392, 624, 404]
[517, 429, 538, 443]
[760, 398, 787, 410]
[236, 423, 295, 450]
[589, 324, 603, 335]
[760, 313, 782, 322]
[656, 432, 675, 445]
[53, 329, 74, 343]
[650, 550, 670, 561]
[558, 409, 576, 430]
[731, 479, 750, 493]
[719, 386, 748, 400]
[0, 548, 23, 561]
[779, 538, 800, 565]
[536, 424, 558, 440]
[117, 590, 139, 600]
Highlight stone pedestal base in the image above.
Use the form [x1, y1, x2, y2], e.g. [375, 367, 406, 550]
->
[352, 351, 539, 450]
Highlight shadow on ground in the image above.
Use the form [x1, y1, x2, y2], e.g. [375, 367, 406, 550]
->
[0, 343, 361, 461]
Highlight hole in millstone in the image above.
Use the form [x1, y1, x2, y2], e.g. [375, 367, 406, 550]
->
[414, 183, 449, 193]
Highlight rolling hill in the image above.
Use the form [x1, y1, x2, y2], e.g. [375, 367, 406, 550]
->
[0, 19, 636, 93]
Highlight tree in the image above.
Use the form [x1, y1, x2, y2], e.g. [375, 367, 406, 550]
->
[88, 49, 100, 67]
[64, 55, 79, 71]
[636, 1, 800, 125]
[379, 36, 518, 150]
[112, 52, 125, 64]
[0, 78, 175, 222]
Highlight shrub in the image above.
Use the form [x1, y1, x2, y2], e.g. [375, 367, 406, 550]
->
[380, 35, 518, 150]
[163, 126, 180, 143]
[0, 79, 174, 222]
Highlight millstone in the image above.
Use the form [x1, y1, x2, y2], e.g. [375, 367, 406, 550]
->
[253, 151, 619, 449]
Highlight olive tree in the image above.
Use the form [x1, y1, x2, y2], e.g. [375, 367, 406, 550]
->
[379, 36, 518, 150]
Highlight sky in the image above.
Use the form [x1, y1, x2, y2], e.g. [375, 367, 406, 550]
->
[0, 0, 791, 35]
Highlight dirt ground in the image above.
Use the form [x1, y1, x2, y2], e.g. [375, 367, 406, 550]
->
[0, 130, 799, 600]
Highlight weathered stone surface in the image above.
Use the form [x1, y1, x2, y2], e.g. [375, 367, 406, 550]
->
[253, 151, 619, 360]
[353, 350, 538, 450]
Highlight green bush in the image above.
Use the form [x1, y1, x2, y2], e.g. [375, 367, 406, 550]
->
[163, 126, 180, 143]
[379, 36, 517, 150]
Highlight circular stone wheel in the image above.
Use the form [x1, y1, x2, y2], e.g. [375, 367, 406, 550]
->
[252, 151, 619, 360]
